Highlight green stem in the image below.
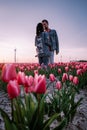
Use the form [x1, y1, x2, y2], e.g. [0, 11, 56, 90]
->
[37, 94, 40, 114]
[11, 99, 14, 121]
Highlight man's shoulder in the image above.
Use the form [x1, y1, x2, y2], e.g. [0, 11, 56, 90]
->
[50, 29, 56, 33]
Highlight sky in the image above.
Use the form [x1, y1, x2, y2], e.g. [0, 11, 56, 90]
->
[0, 0, 87, 63]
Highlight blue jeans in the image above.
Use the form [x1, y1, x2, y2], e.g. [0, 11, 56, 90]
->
[49, 51, 54, 64]
[39, 56, 49, 66]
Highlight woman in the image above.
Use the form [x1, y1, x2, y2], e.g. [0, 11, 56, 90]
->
[35, 23, 50, 66]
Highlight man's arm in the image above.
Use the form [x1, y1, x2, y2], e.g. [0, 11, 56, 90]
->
[55, 30, 59, 54]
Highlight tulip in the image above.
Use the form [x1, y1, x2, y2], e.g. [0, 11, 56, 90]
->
[1, 64, 17, 83]
[62, 73, 68, 82]
[69, 75, 73, 82]
[73, 76, 79, 85]
[34, 70, 38, 75]
[28, 75, 34, 86]
[17, 71, 25, 85]
[49, 74, 55, 82]
[24, 75, 30, 87]
[34, 75, 46, 94]
[56, 81, 62, 90]
[24, 75, 34, 88]
[76, 69, 82, 75]
[34, 73, 39, 86]
[65, 66, 69, 72]
[58, 68, 62, 74]
[7, 80, 20, 99]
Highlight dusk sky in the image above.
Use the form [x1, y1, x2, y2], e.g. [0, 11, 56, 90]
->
[0, 0, 87, 63]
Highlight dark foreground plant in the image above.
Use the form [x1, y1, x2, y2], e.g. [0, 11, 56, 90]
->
[0, 90, 67, 130]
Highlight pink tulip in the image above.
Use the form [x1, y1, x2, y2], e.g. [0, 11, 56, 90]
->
[56, 81, 62, 90]
[24, 86, 35, 93]
[49, 74, 55, 82]
[34, 75, 46, 94]
[24, 75, 30, 87]
[24, 74, 46, 94]
[62, 73, 68, 82]
[34, 70, 38, 75]
[65, 66, 69, 72]
[34, 73, 39, 86]
[17, 71, 25, 85]
[73, 76, 79, 85]
[24, 75, 34, 88]
[7, 80, 20, 99]
[76, 69, 82, 75]
[1, 64, 17, 83]
[28, 75, 34, 86]
[69, 75, 73, 82]
[58, 68, 62, 74]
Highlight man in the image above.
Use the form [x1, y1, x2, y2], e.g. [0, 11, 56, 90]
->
[42, 19, 59, 64]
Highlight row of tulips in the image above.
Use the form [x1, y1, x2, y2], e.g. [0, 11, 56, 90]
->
[0, 62, 87, 130]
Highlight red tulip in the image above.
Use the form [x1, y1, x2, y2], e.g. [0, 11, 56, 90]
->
[69, 75, 73, 82]
[34, 70, 38, 75]
[7, 80, 20, 99]
[62, 73, 68, 82]
[73, 76, 79, 85]
[49, 74, 55, 82]
[58, 68, 62, 74]
[28, 75, 34, 86]
[24, 75, 30, 87]
[33, 73, 39, 86]
[76, 69, 82, 75]
[34, 75, 46, 94]
[1, 64, 17, 83]
[56, 81, 62, 90]
[65, 66, 69, 72]
[17, 71, 25, 85]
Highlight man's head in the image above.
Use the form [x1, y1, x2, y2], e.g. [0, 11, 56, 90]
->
[42, 19, 49, 31]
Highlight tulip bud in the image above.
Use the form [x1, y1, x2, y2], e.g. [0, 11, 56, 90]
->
[69, 75, 73, 82]
[34, 75, 46, 94]
[62, 73, 68, 82]
[49, 74, 55, 82]
[7, 80, 20, 99]
[1, 64, 17, 83]
[56, 81, 62, 90]
[65, 66, 69, 72]
[58, 68, 62, 74]
[73, 76, 79, 85]
[17, 71, 25, 85]
[76, 69, 82, 75]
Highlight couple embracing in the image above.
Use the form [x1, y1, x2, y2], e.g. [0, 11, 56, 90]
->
[35, 19, 59, 67]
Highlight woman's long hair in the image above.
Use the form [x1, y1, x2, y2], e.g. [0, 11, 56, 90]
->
[36, 23, 44, 36]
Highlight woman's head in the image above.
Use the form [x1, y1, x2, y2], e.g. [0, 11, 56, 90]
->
[36, 23, 44, 36]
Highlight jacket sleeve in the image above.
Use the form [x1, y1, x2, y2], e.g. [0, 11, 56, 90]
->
[55, 30, 59, 53]
[35, 36, 37, 46]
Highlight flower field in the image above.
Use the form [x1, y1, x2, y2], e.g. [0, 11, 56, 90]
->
[0, 62, 87, 130]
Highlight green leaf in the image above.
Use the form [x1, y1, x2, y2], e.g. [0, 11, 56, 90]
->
[0, 108, 11, 122]
[43, 113, 60, 130]
[0, 108, 18, 130]
[53, 118, 67, 130]
[25, 93, 38, 124]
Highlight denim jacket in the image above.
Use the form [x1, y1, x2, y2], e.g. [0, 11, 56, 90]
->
[49, 29, 59, 53]
[35, 32, 51, 57]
